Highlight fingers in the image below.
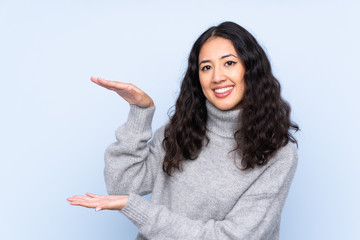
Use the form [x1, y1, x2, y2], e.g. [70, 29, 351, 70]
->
[67, 193, 101, 209]
[85, 192, 105, 199]
[91, 76, 130, 91]
[91, 76, 115, 90]
[90, 76, 138, 99]
[67, 193, 129, 211]
[67, 193, 104, 201]
[90, 76, 154, 108]
[90, 76, 145, 94]
[67, 193, 114, 211]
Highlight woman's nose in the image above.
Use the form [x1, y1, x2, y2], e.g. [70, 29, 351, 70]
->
[212, 66, 225, 83]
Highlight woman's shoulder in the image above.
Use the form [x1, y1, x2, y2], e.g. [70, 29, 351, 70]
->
[151, 124, 167, 144]
[277, 140, 298, 157]
[270, 141, 298, 170]
[154, 122, 167, 135]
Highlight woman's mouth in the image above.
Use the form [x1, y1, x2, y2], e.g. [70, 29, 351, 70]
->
[213, 86, 234, 98]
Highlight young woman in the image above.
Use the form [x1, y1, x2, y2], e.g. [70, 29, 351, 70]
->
[68, 21, 299, 239]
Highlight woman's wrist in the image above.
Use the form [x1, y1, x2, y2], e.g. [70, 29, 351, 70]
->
[120, 195, 129, 210]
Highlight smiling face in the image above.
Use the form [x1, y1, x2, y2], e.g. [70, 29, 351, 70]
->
[198, 37, 246, 111]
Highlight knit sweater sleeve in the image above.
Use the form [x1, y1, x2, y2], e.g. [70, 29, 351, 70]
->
[120, 142, 298, 240]
[104, 104, 163, 196]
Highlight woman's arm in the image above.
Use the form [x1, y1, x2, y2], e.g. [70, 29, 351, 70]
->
[68, 142, 298, 240]
[92, 77, 163, 195]
[104, 106, 165, 195]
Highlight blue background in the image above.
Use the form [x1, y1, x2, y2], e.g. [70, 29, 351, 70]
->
[1, 0, 359, 239]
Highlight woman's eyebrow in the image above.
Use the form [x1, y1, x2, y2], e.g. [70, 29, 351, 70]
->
[199, 54, 238, 65]
[199, 59, 211, 65]
[221, 54, 237, 59]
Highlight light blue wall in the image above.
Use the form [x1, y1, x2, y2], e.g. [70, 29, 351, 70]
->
[1, 0, 359, 239]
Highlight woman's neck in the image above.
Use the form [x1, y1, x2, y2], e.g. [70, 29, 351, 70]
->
[206, 100, 242, 138]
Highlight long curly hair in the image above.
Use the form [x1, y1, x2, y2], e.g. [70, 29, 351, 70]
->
[162, 21, 299, 176]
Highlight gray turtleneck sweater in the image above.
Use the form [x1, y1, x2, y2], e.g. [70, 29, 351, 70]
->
[104, 101, 298, 240]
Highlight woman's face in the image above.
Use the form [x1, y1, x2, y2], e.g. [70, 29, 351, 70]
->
[198, 37, 246, 111]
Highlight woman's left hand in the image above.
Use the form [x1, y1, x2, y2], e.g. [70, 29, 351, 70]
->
[67, 193, 129, 211]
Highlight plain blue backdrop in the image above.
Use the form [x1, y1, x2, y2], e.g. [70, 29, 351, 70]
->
[1, 0, 359, 239]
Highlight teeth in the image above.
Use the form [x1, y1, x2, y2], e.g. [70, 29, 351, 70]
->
[214, 86, 233, 93]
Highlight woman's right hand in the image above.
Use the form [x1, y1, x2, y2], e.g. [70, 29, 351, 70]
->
[91, 76, 154, 108]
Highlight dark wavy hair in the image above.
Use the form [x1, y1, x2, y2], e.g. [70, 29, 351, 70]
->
[162, 21, 299, 176]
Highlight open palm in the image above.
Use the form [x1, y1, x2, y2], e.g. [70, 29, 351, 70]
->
[67, 193, 129, 211]
[91, 76, 154, 108]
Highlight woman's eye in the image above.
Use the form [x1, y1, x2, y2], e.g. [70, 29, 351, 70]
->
[201, 65, 211, 71]
[225, 61, 236, 66]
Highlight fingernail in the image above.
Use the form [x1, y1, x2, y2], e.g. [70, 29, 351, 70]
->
[95, 207, 102, 212]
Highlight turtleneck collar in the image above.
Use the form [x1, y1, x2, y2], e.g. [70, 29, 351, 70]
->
[206, 100, 242, 138]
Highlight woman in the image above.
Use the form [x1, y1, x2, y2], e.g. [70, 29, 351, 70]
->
[68, 21, 299, 239]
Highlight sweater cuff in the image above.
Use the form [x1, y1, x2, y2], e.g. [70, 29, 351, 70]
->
[125, 104, 155, 134]
[120, 193, 151, 229]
